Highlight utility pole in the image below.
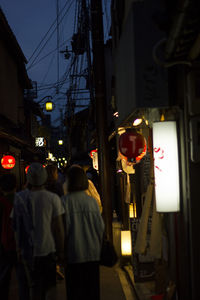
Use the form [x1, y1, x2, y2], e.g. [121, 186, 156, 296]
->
[90, 0, 113, 241]
[56, 0, 59, 94]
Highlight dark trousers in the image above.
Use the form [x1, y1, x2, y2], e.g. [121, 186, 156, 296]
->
[65, 261, 100, 300]
[32, 254, 56, 300]
[0, 251, 16, 300]
[0, 251, 29, 300]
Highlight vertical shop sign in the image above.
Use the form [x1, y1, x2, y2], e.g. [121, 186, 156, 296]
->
[153, 121, 180, 212]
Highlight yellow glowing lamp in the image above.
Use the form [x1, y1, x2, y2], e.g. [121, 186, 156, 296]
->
[58, 140, 63, 145]
[160, 114, 165, 121]
[129, 203, 137, 218]
[45, 101, 53, 112]
[153, 121, 180, 212]
[121, 231, 132, 256]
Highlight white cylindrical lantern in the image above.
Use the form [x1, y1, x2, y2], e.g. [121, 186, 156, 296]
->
[121, 230, 132, 256]
[153, 121, 180, 212]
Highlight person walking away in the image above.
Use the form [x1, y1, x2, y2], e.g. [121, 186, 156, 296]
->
[85, 177, 102, 213]
[13, 162, 65, 300]
[45, 163, 65, 280]
[62, 165, 105, 300]
[63, 164, 103, 213]
[0, 173, 18, 300]
[45, 164, 64, 197]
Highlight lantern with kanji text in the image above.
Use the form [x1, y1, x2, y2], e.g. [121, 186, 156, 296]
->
[119, 128, 146, 163]
[1, 155, 16, 169]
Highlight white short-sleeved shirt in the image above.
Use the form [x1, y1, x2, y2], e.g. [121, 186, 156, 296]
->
[62, 191, 105, 264]
[18, 189, 64, 257]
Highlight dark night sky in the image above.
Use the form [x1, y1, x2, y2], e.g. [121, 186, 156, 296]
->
[1, 0, 76, 124]
[0, 0, 111, 124]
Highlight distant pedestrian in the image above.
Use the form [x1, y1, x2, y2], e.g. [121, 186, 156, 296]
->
[45, 164, 64, 197]
[13, 162, 65, 300]
[62, 165, 105, 300]
[0, 173, 17, 300]
[62, 165, 70, 195]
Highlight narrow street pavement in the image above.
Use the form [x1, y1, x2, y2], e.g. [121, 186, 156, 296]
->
[9, 265, 136, 299]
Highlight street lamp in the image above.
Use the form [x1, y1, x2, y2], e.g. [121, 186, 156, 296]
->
[45, 100, 53, 112]
[58, 139, 63, 145]
[37, 96, 55, 112]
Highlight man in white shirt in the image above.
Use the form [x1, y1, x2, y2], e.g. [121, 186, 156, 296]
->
[14, 162, 65, 300]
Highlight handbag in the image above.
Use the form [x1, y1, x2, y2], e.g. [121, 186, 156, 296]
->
[100, 236, 118, 267]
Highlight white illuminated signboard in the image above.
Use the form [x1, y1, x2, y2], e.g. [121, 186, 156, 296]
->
[35, 137, 46, 147]
[153, 121, 180, 212]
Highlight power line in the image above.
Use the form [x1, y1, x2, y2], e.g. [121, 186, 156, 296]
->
[40, 52, 56, 85]
[28, 0, 71, 64]
[27, 0, 74, 70]
[26, 37, 71, 71]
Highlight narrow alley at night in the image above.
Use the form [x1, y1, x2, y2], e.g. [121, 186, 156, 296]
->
[0, 1, 200, 299]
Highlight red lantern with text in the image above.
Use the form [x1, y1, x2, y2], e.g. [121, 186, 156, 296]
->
[119, 129, 146, 163]
[1, 155, 16, 169]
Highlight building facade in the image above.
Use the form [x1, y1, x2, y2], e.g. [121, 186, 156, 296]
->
[0, 8, 45, 188]
[110, 0, 200, 299]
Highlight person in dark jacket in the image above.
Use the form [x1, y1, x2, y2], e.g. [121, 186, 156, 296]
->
[0, 174, 18, 299]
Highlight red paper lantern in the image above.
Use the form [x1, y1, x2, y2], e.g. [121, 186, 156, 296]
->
[25, 165, 30, 174]
[119, 129, 146, 163]
[1, 155, 16, 169]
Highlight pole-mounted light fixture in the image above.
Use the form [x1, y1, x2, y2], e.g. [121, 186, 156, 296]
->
[37, 96, 54, 112]
[45, 100, 53, 112]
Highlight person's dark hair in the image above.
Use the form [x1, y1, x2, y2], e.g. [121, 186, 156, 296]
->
[46, 164, 58, 182]
[67, 165, 89, 192]
[0, 173, 17, 192]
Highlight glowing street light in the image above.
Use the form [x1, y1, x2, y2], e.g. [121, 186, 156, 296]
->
[58, 139, 63, 145]
[37, 96, 54, 112]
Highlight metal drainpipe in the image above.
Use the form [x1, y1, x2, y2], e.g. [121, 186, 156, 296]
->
[165, 0, 191, 60]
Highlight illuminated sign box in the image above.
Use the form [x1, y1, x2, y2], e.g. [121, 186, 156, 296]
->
[35, 137, 46, 147]
[153, 121, 180, 212]
[90, 149, 98, 171]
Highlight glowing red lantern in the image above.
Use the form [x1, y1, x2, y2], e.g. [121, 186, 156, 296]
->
[1, 155, 16, 169]
[119, 129, 146, 163]
[25, 165, 30, 174]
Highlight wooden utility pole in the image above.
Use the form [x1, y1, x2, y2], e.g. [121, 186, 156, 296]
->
[90, 0, 113, 241]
